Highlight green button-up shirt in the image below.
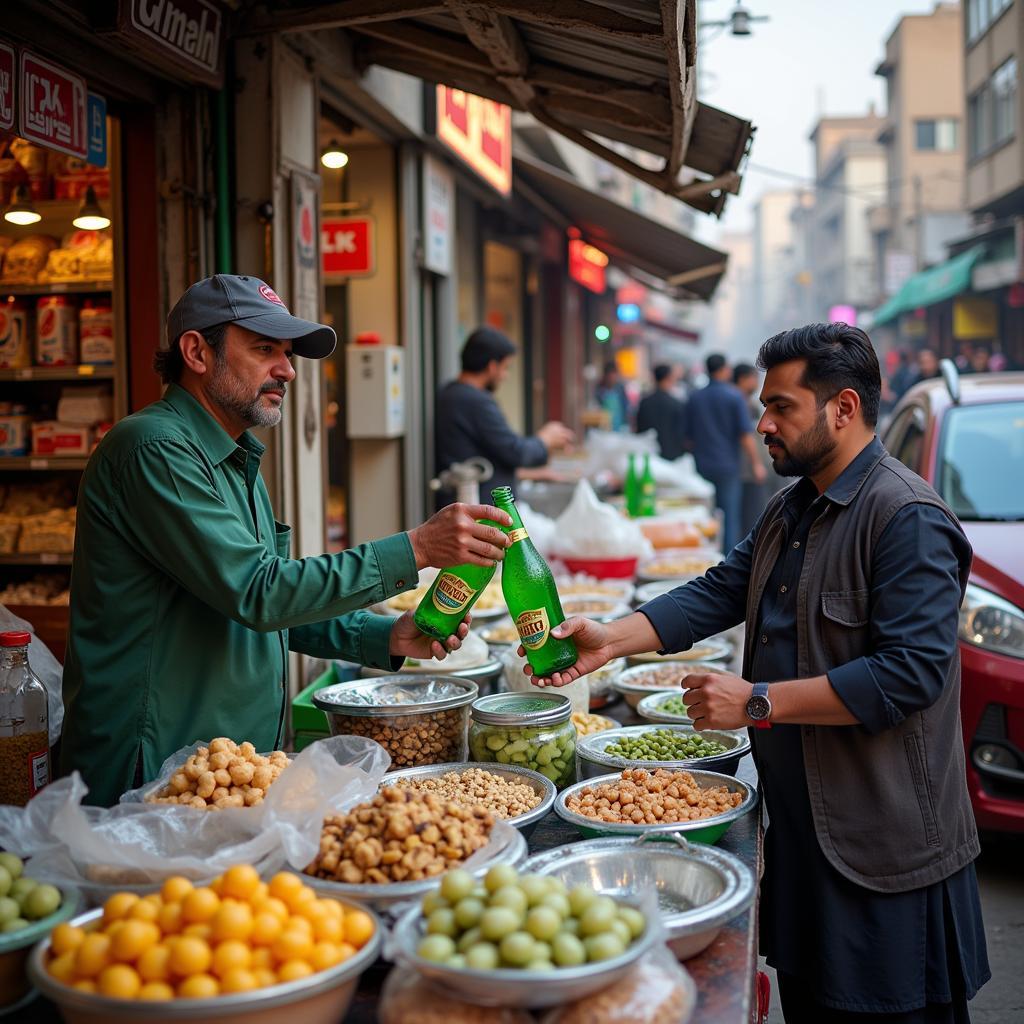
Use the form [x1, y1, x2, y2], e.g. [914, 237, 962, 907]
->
[60, 384, 417, 806]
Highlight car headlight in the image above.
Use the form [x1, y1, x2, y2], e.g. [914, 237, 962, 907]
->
[959, 583, 1024, 660]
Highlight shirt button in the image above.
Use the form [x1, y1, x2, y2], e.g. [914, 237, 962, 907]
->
[396, 580, 406, 589]
[780, 585, 788, 593]
[760, 634, 768, 644]
[792, 541, 800, 549]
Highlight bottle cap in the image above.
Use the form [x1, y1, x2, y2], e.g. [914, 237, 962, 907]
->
[0, 631, 31, 647]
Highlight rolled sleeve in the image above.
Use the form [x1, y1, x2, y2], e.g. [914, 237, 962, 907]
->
[827, 659, 905, 734]
[639, 594, 695, 653]
[289, 609, 402, 671]
[372, 533, 418, 598]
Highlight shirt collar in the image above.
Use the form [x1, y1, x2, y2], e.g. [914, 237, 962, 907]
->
[779, 436, 885, 513]
[162, 383, 264, 465]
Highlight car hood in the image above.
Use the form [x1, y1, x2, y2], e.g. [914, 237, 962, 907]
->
[962, 521, 1024, 604]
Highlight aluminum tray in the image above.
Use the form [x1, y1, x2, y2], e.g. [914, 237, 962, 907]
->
[554, 768, 757, 843]
[381, 761, 556, 839]
[525, 833, 756, 961]
[576, 724, 750, 779]
[613, 661, 730, 708]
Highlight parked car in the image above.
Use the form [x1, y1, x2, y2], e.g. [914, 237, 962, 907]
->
[883, 363, 1024, 833]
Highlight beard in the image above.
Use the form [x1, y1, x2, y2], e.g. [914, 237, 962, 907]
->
[208, 361, 285, 429]
[768, 406, 837, 478]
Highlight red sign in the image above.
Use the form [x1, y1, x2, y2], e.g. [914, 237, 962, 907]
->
[436, 86, 512, 196]
[568, 238, 609, 294]
[322, 217, 375, 278]
[19, 51, 87, 158]
[0, 42, 14, 133]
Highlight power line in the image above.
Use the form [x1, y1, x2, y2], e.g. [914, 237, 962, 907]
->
[745, 161, 963, 200]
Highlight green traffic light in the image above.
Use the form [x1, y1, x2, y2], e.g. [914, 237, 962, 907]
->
[594, 324, 611, 342]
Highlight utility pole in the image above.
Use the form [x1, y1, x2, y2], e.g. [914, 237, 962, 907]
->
[913, 174, 923, 271]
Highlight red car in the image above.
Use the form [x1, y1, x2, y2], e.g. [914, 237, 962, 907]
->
[883, 364, 1024, 833]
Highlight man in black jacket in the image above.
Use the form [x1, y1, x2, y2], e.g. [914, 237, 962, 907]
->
[435, 327, 573, 505]
[636, 364, 687, 459]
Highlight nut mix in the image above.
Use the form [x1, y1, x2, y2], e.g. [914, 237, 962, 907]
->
[144, 737, 290, 810]
[0, 731, 48, 806]
[389, 768, 541, 820]
[565, 768, 743, 825]
[570, 712, 617, 737]
[329, 709, 466, 769]
[304, 787, 494, 885]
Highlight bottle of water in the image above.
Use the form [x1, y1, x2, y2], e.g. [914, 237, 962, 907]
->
[0, 631, 49, 806]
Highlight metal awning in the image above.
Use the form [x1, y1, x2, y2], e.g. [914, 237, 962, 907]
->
[514, 156, 728, 301]
[240, 0, 755, 215]
[873, 247, 985, 326]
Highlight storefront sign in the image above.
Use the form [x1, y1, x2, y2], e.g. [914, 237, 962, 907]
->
[422, 154, 454, 276]
[87, 92, 107, 167]
[568, 238, 609, 294]
[828, 304, 857, 326]
[322, 217, 375, 278]
[0, 42, 14, 133]
[953, 297, 998, 339]
[435, 85, 512, 196]
[121, 0, 224, 87]
[19, 51, 87, 159]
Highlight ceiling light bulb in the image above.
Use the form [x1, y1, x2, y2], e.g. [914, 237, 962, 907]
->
[321, 140, 349, 170]
[73, 186, 111, 231]
[4, 185, 41, 226]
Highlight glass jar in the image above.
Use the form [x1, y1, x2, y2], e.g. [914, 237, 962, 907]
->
[0, 630, 49, 806]
[469, 692, 577, 788]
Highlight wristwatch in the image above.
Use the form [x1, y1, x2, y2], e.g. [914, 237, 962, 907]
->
[746, 682, 773, 729]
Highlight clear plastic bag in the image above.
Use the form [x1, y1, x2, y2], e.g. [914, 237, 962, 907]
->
[377, 967, 535, 1024]
[550, 480, 652, 560]
[0, 735, 389, 898]
[539, 944, 697, 1024]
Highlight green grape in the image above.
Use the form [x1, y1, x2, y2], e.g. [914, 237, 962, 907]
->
[454, 897, 485, 930]
[525, 906, 560, 942]
[484, 864, 518, 894]
[440, 869, 475, 903]
[490, 885, 528, 918]
[499, 931, 536, 966]
[551, 932, 586, 967]
[418, 934, 456, 962]
[480, 906, 520, 941]
[584, 932, 626, 962]
[578, 896, 617, 937]
[465, 942, 500, 970]
[427, 908, 458, 938]
[568, 885, 597, 917]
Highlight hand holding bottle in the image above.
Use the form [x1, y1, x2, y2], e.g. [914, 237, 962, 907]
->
[519, 616, 615, 687]
[408, 503, 512, 569]
[390, 610, 470, 661]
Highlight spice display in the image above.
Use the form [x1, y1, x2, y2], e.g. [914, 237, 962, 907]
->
[0, 853, 63, 933]
[144, 738, 291, 810]
[413, 864, 646, 970]
[388, 767, 542, 820]
[601, 729, 728, 761]
[564, 768, 743, 825]
[570, 712, 618, 737]
[42, 865, 376, 999]
[305, 788, 494, 885]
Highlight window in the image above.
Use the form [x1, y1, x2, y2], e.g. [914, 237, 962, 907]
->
[969, 88, 992, 159]
[969, 59, 1017, 160]
[969, 0, 1014, 44]
[884, 406, 926, 473]
[915, 119, 959, 151]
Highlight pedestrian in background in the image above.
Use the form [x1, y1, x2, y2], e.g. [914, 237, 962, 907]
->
[734, 362, 772, 536]
[685, 353, 767, 551]
[636, 364, 687, 460]
[435, 326, 574, 507]
[595, 360, 630, 431]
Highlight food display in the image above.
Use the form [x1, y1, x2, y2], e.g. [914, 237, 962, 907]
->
[412, 865, 647, 970]
[554, 576, 634, 600]
[144, 738, 291, 809]
[40, 866, 377, 999]
[570, 712, 618, 737]
[0, 236, 56, 285]
[564, 769, 743, 825]
[627, 637, 731, 665]
[0, 853, 64, 934]
[638, 551, 720, 580]
[601, 729, 728, 762]
[479, 620, 519, 645]
[0, 573, 69, 606]
[313, 677, 476, 769]
[469, 693, 577, 788]
[304, 788, 494, 885]
[560, 596, 629, 620]
[388, 578, 504, 616]
[643, 694, 689, 719]
[388, 767, 542, 821]
[614, 662, 730, 708]
[587, 657, 626, 710]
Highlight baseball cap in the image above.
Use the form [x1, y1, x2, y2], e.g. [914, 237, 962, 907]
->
[165, 275, 336, 359]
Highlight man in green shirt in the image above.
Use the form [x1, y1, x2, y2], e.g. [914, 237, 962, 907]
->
[60, 274, 511, 806]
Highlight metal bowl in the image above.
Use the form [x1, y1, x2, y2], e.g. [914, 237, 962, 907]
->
[576, 724, 750, 779]
[627, 637, 732, 665]
[614, 661, 730, 709]
[554, 769, 757, 843]
[390, 893, 659, 1008]
[302, 824, 528, 914]
[525, 833, 756, 961]
[558, 594, 632, 624]
[586, 657, 625, 710]
[637, 691, 693, 725]
[360, 658, 504, 695]
[27, 897, 382, 1024]
[477, 618, 519, 648]
[380, 762, 556, 839]
[636, 548, 721, 583]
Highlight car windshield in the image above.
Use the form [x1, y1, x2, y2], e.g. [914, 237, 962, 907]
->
[938, 401, 1024, 520]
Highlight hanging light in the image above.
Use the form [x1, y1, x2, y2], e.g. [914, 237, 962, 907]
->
[320, 140, 349, 170]
[72, 186, 111, 231]
[3, 184, 41, 226]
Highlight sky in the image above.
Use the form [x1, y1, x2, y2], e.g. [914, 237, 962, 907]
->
[695, 0, 947, 241]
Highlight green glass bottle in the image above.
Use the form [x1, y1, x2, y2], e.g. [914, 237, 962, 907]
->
[413, 530, 501, 642]
[639, 454, 657, 516]
[491, 486, 578, 676]
[624, 453, 639, 517]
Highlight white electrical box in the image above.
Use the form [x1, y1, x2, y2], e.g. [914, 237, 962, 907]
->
[345, 344, 405, 438]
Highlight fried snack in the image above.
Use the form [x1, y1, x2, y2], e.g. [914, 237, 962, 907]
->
[388, 767, 541, 819]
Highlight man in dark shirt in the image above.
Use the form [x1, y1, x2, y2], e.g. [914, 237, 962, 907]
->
[685, 353, 766, 551]
[523, 323, 989, 1023]
[435, 326, 573, 504]
[636, 364, 687, 460]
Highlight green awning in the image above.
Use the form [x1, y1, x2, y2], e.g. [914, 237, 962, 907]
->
[872, 246, 985, 326]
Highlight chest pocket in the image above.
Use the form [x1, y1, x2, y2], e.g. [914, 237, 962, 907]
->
[819, 588, 870, 666]
[820, 588, 869, 627]
[274, 522, 292, 558]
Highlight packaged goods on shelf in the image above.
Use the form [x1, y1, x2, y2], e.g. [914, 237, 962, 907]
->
[35, 296, 78, 365]
[51, 153, 110, 200]
[9, 139, 51, 200]
[0, 404, 31, 455]
[77, 236, 113, 280]
[0, 236, 57, 284]
[40, 230, 111, 284]
[79, 300, 115, 364]
[0, 298, 31, 368]
[2, 480, 75, 516]
[31, 421, 92, 456]
[0, 513, 20, 553]
[0, 574, 70, 605]
[17, 507, 76, 554]
[56, 385, 113, 425]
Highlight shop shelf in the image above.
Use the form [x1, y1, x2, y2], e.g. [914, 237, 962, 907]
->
[0, 281, 113, 295]
[0, 456, 90, 471]
[0, 365, 115, 381]
[0, 552, 73, 566]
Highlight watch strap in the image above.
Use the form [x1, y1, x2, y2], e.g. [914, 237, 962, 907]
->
[750, 681, 772, 730]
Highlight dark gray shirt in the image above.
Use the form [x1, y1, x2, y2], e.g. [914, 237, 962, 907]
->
[636, 389, 687, 460]
[683, 379, 751, 479]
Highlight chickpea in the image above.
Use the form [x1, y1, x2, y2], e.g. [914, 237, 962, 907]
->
[229, 761, 255, 786]
[195, 771, 216, 799]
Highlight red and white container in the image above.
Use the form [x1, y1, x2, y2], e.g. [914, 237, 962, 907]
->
[31, 420, 93, 456]
[79, 300, 115, 365]
[0, 403, 31, 456]
[35, 295, 78, 366]
[0, 298, 31, 369]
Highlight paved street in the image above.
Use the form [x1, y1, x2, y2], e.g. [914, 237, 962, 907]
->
[763, 832, 1024, 1023]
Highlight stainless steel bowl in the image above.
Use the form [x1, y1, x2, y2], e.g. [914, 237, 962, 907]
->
[586, 657, 626, 710]
[613, 661, 730, 709]
[627, 637, 732, 665]
[361, 658, 505, 695]
[303, 824, 528, 914]
[381, 762, 556, 839]
[525, 833, 756, 961]
[576, 724, 750, 779]
[390, 893, 660, 1008]
[27, 898, 382, 1024]
[637, 691, 693, 725]
[554, 769, 757, 843]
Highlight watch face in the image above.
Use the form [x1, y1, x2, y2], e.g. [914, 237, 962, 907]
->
[747, 695, 771, 721]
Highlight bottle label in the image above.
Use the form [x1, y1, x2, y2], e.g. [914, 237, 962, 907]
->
[432, 573, 477, 615]
[508, 528, 529, 544]
[516, 608, 551, 650]
[29, 749, 48, 796]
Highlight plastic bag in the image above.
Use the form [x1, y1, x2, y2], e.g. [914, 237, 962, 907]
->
[516, 501, 557, 557]
[0, 735, 389, 897]
[499, 642, 589, 715]
[377, 967, 535, 1024]
[539, 944, 697, 1024]
[551, 480, 652, 560]
[0, 603, 64, 745]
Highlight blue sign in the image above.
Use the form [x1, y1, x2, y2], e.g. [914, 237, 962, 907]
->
[616, 302, 641, 323]
[86, 92, 107, 168]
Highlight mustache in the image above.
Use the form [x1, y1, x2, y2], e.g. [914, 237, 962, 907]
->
[260, 381, 286, 395]
[765, 437, 784, 449]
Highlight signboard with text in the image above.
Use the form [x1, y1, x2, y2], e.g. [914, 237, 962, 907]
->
[322, 217, 375, 278]
[0, 42, 14, 132]
[423, 155, 454, 275]
[435, 85, 512, 196]
[568, 238, 609, 294]
[19, 51, 87, 158]
[87, 92, 107, 167]
[126, 0, 224, 87]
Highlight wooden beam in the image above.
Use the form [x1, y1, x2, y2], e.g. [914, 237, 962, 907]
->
[667, 261, 728, 288]
[658, 0, 694, 181]
[445, 1, 536, 107]
[240, 0, 445, 36]
[528, 65, 671, 121]
[355, 21, 494, 74]
[488, 0, 662, 43]
[542, 93, 670, 135]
